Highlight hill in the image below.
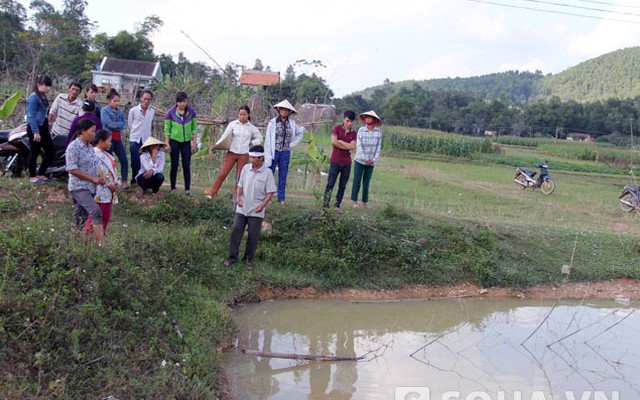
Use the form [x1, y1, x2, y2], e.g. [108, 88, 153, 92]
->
[354, 46, 640, 104]
[536, 46, 640, 102]
[357, 70, 545, 104]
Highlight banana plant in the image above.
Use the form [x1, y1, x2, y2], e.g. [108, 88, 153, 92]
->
[0, 91, 25, 124]
[290, 129, 329, 191]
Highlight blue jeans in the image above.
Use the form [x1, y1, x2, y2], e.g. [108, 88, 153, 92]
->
[269, 150, 291, 203]
[109, 139, 128, 183]
[129, 139, 142, 185]
[169, 139, 192, 191]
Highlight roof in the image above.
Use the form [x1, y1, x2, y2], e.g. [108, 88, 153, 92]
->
[100, 58, 159, 77]
[239, 70, 280, 86]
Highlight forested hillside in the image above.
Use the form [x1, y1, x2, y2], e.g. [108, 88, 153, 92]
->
[357, 47, 640, 106]
[335, 47, 640, 138]
[359, 70, 545, 104]
[537, 47, 640, 102]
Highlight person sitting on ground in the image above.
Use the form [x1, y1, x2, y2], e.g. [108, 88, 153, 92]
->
[224, 144, 276, 270]
[136, 137, 166, 195]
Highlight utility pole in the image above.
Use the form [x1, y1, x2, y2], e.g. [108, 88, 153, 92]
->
[630, 117, 635, 152]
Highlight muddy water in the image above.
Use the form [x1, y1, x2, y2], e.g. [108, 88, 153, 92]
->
[223, 299, 639, 400]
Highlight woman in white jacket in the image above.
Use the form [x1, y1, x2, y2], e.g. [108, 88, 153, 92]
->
[263, 100, 304, 204]
[136, 137, 166, 195]
[205, 105, 262, 198]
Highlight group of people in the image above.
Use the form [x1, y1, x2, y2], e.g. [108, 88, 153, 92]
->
[25, 76, 190, 243]
[25, 74, 383, 265]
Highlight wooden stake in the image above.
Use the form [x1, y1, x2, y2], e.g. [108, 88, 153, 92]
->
[241, 349, 365, 362]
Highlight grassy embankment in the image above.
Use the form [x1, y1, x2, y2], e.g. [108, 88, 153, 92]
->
[2, 126, 640, 398]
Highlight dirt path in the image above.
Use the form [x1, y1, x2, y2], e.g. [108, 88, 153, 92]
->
[257, 279, 640, 303]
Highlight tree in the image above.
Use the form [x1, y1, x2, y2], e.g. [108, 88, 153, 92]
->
[337, 94, 370, 115]
[96, 30, 154, 60]
[0, 0, 27, 75]
[295, 73, 333, 104]
[383, 95, 415, 126]
[93, 15, 163, 61]
[28, 0, 93, 78]
[253, 58, 264, 71]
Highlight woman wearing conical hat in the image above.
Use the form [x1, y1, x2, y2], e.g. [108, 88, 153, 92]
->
[263, 99, 305, 204]
[351, 111, 382, 208]
[135, 136, 166, 195]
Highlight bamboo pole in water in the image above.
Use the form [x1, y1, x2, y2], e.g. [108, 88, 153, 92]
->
[241, 349, 365, 362]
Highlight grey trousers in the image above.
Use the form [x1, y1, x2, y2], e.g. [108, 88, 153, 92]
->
[227, 213, 263, 262]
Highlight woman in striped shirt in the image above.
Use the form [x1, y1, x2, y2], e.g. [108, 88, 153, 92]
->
[351, 111, 382, 209]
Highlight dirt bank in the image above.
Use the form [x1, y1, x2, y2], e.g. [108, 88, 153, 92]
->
[257, 279, 640, 303]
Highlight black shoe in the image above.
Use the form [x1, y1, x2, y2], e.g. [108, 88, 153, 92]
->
[223, 258, 235, 267]
[244, 259, 254, 270]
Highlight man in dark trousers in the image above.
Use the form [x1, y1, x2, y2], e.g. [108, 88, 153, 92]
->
[224, 145, 277, 269]
[323, 110, 357, 209]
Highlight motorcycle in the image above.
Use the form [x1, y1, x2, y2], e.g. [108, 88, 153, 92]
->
[619, 184, 640, 212]
[513, 162, 555, 195]
[0, 124, 29, 178]
[0, 123, 68, 180]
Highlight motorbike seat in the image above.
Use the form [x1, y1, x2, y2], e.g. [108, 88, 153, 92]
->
[520, 167, 536, 177]
[0, 130, 10, 144]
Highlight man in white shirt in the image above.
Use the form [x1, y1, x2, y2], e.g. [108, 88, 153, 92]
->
[127, 90, 155, 186]
[49, 82, 82, 137]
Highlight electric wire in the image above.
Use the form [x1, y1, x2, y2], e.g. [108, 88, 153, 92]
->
[574, 0, 640, 10]
[463, 0, 640, 24]
[518, 0, 640, 18]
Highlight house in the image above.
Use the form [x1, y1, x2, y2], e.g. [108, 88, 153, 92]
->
[239, 70, 281, 124]
[566, 133, 594, 142]
[91, 57, 163, 99]
[239, 70, 280, 87]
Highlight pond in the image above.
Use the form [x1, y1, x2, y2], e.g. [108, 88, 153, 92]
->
[223, 298, 638, 400]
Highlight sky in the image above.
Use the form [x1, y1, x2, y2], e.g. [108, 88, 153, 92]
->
[15, 0, 640, 97]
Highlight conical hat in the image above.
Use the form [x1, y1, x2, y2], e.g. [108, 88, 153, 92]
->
[141, 136, 165, 151]
[273, 99, 297, 114]
[358, 110, 382, 125]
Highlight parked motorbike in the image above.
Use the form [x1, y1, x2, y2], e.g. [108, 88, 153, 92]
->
[0, 124, 29, 178]
[514, 162, 555, 195]
[619, 184, 640, 212]
[0, 123, 68, 180]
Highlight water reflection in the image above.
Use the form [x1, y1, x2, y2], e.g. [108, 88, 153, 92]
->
[223, 299, 640, 399]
